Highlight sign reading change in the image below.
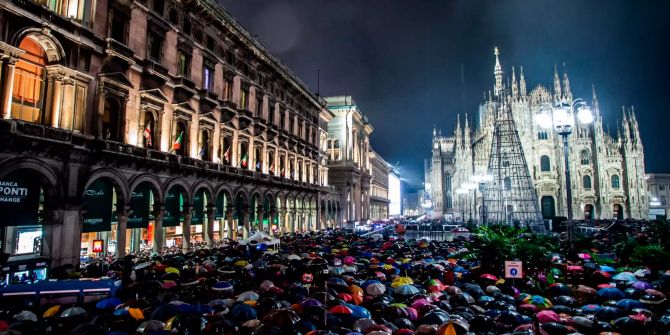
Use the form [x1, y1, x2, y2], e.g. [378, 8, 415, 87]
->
[0, 173, 41, 226]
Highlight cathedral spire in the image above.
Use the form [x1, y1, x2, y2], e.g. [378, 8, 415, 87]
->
[592, 84, 599, 114]
[511, 66, 519, 100]
[519, 66, 527, 97]
[464, 113, 471, 147]
[553, 64, 562, 101]
[494, 47, 503, 97]
[455, 114, 462, 148]
[562, 63, 573, 101]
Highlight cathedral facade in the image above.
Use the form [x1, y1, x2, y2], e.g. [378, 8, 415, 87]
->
[427, 49, 648, 222]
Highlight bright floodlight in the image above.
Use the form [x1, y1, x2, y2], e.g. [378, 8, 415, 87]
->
[535, 111, 553, 129]
[577, 106, 594, 124]
[552, 105, 574, 135]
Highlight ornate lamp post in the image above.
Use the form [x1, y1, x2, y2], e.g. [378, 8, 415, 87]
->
[536, 98, 593, 251]
[470, 174, 493, 224]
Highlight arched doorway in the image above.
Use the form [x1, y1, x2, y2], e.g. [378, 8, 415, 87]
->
[0, 168, 58, 279]
[541, 196, 556, 219]
[613, 204, 624, 220]
[234, 192, 249, 238]
[81, 177, 124, 258]
[214, 190, 231, 239]
[11, 37, 47, 123]
[190, 188, 208, 244]
[127, 181, 160, 253]
[584, 204, 594, 220]
[163, 184, 188, 247]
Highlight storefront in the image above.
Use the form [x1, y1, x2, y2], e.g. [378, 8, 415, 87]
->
[0, 170, 51, 285]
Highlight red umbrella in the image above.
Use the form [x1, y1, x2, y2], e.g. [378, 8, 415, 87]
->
[329, 305, 353, 315]
[480, 274, 498, 281]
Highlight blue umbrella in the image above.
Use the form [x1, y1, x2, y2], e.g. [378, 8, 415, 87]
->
[345, 304, 371, 319]
[581, 304, 601, 314]
[149, 304, 179, 321]
[96, 297, 122, 310]
[212, 281, 234, 291]
[395, 285, 420, 296]
[597, 287, 626, 300]
[612, 272, 638, 283]
[599, 265, 617, 272]
[231, 303, 257, 322]
[616, 299, 645, 311]
[595, 306, 621, 321]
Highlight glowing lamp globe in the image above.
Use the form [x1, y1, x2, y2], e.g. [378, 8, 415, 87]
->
[552, 105, 574, 135]
[577, 106, 594, 124]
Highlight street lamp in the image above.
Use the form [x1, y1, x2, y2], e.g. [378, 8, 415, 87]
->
[456, 187, 468, 222]
[535, 98, 593, 252]
[470, 174, 493, 224]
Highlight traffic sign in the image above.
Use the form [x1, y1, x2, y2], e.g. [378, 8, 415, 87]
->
[505, 261, 523, 279]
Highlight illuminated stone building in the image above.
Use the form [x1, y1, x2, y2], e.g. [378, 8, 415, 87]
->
[427, 49, 648, 221]
[0, 0, 342, 269]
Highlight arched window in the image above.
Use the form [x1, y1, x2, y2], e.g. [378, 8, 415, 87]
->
[584, 204, 594, 220]
[611, 175, 620, 189]
[583, 175, 592, 189]
[541, 196, 555, 218]
[103, 98, 122, 141]
[580, 149, 590, 165]
[172, 122, 188, 156]
[239, 142, 249, 168]
[445, 174, 452, 209]
[661, 196, 667, 206]
[12, 37, 47, 123]
[221, 136, 232, 165]
[504, 177, 512, 190]
[267, 150, 275, 174]
[540, 155, 551, 172]
[537, 131, 548, 140]
[255, 146, 262, 172]
[142, 111, 155, 149]
[198, 129, 211, 161]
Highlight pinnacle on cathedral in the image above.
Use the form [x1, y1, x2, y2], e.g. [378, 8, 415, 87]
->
[494, 47, 503, 97]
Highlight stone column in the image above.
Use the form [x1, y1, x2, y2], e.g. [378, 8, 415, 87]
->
[115, 206, 130, 258]
[1, 57, 17, 119]
[226, 207, 235, 240]
[277, 208, 285, 235]
[288, 210, 295, 233]
[152, 206, 164, 252]
[50, 75, 64, 127]
[242, 208, 250, 239]
[205, 205, 215, 247]
[60, 205, 83, 267]
[269, 208, 276, 235]
[182, 206, 193, 252]
[257, 207, 265, 232]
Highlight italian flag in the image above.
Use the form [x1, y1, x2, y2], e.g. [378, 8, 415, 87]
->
[240, 153, 248, 167]
[172, 131, 183, 151]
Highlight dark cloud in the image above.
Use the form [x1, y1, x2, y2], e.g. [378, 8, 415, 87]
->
[222, 0, 670, 187]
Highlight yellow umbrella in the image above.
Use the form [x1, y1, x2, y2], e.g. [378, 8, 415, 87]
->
[235, 260, 249, 267]
[165, 267, 180, 275]
[43, 305, 60, 318]
[391, 277, 414, 288]
[165, 316, 176, 330]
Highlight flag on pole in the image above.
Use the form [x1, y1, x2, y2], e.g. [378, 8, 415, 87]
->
[240, 153, 248, 167]
[143, 123, 152, 146]
[223, 147, 230, 162]
[269, 162, 275, 174]
[172, 131, 183, 151]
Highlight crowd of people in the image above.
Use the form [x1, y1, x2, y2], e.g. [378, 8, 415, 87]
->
[1, 221, 670, 335]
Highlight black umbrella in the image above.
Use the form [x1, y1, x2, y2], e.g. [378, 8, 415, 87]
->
[595, 306, 621, 321]
[540, 322, 570, 335]
[421, 310, 450, 325]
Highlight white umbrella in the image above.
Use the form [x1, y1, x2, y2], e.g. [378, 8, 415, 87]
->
[14, 310, 37, 322]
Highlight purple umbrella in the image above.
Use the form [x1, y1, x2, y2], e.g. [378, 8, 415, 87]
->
[632, 281, 652, 290]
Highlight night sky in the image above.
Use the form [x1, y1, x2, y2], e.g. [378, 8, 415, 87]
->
[222, 0, 670, 189]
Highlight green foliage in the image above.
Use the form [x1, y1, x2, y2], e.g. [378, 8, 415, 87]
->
[468, 224, 559, 275]
[630, 244, 670, 271]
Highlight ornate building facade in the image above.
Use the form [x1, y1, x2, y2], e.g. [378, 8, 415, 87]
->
[427, 49, 648, 221]
[324, 96, 373, 225]
[0, 0, 344, 268]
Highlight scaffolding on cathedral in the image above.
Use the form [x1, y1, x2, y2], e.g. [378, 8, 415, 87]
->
[482, 97, 544, 230]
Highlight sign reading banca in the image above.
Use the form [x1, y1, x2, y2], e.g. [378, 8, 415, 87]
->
[0, 174, 41, 226]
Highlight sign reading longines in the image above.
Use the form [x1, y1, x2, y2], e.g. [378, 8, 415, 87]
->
[0, 174, 41, 226]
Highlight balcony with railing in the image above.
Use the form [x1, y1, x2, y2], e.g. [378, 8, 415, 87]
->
[1, 119, 331, 192]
